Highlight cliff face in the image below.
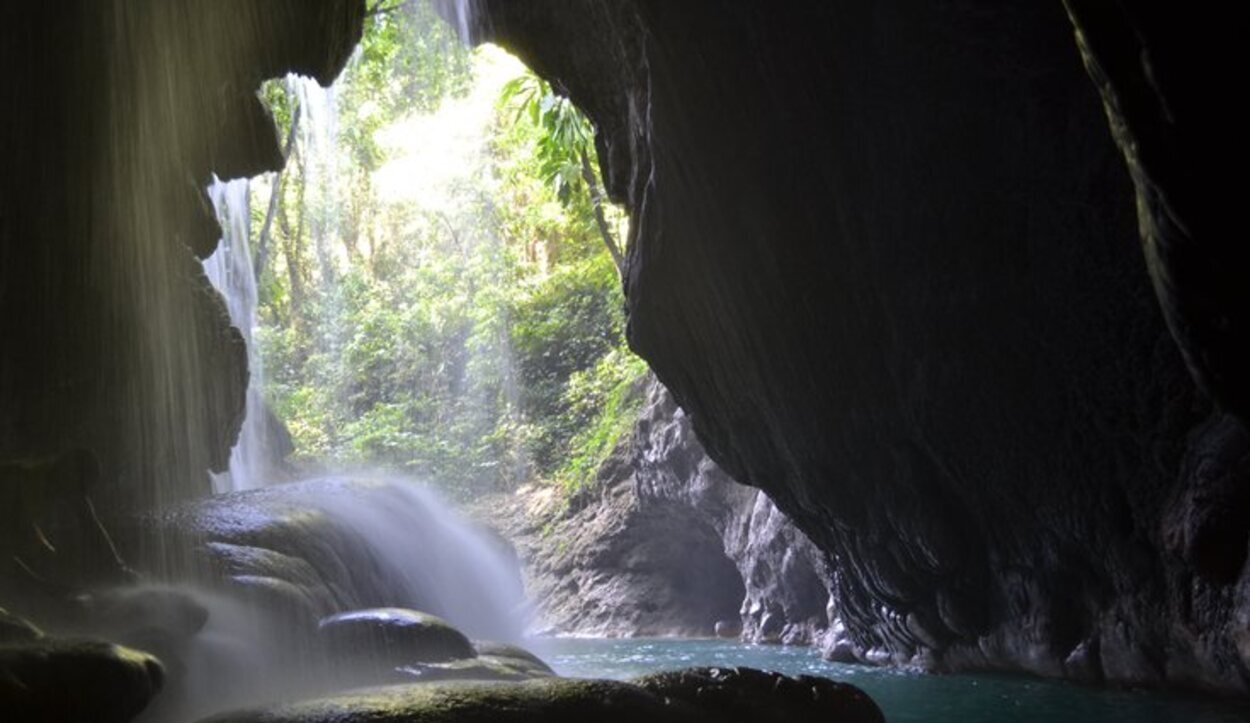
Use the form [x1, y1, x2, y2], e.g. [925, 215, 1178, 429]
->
[632, 380, 837, 648]
[476, 377, 837, 648]
[476, 1, 1250, 691]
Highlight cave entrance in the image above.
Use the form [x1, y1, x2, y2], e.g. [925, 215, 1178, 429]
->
[204, 0, 642, 502]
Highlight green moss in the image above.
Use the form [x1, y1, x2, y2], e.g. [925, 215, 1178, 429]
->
[553, 351, 648, 495]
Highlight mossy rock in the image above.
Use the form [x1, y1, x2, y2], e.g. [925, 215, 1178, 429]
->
[194, 667, 885, 723]
[471, 641, 554, 673]
[195, 678, 693, 723]
[318, 608, 476, 665]
[632, 666, 885, 723]
[0, 638, 164, 723]
[394, 654, 555, 684]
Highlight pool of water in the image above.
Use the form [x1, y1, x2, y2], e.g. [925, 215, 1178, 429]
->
[526, 638, 1250, 723]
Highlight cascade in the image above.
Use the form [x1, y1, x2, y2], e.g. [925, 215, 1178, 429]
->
[141, 476, 527, 721]
[204, 178, 271, 492]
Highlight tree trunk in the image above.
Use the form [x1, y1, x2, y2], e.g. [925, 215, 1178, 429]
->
[580, 150, 625, 276]
[254, 103, 302, 281]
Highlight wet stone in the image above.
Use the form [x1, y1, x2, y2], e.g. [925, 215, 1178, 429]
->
[317, 607, 477, 665]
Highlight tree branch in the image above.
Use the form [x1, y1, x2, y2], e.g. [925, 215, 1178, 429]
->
[367, 0, 417, 18]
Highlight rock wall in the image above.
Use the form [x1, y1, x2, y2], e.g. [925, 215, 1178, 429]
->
[477, 376, 839, 648]
[632, 379, 838, 648]
[474, 0, 1250, 692]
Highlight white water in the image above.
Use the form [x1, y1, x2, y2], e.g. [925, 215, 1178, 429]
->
[135, 477, 527, 721]
[305, 478, 527, 640]
[433, 0, 479, 44]
[204, 178, 272, 492]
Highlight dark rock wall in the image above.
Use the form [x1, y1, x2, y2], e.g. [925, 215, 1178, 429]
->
[0, 2, 363, 529]
[476, 0, 1249, 691]
[1064, 2, 1249, 423]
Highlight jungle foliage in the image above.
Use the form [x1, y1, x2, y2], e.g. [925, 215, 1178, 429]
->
[244, 4, 645, 499]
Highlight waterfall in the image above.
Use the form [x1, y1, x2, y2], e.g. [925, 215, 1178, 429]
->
[289, 74, 341, 293]
[139, 476, 529, 721]
[204, 178, 271, 492]
[433, 0, 479, 44]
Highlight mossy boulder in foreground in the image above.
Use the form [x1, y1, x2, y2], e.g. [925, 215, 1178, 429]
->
[197, 667, 884, 722]
[635, 666, 885, 723]
[0, 638, 164, 723]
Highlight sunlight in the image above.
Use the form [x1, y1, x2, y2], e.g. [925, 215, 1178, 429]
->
[374, 45, 526, 208]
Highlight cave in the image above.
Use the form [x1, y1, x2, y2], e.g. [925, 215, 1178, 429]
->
[3, 0, 1248, 721]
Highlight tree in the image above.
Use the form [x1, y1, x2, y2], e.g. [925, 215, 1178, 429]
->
[499, 72, 626, 276]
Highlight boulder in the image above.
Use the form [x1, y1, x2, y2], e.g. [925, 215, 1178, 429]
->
[317, 608, 476, 665]
[0, 638, 164, 723]
[83, 586, 210, 679]
[194, 668, 883, 723]
[471, 641, 554, 673]
[395, 654, 554, 683]
[634, 667, 886, 723]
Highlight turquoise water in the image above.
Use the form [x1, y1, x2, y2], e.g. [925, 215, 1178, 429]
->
[527, 638, 1250, 723]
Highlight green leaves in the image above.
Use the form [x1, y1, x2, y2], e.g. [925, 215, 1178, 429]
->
[498, 70, 595, 207]
[252, 24, 639, 500]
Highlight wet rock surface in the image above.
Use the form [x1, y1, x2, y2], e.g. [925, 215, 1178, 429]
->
[195, 668, 883, 723]
[393, 654, 554, 684]
[318, 608, 476, 665]
[0, 638, 164, 723]
[472, 641, 555, 674]
[635, 666, 886, 723]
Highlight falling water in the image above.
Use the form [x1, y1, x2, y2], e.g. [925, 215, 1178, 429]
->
[138, 476, 528, 721]
[204, 178, 272, 493]
[433, 0, 479, 44]
[290, 74, 341, 291]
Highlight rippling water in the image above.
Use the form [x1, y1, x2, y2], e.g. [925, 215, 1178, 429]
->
[527, 638, 1250, 723]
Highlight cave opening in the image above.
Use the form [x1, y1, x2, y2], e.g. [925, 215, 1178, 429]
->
[206, 3, 636, 504]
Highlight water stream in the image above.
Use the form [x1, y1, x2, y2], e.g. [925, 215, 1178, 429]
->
[535, 638, 1250, 723]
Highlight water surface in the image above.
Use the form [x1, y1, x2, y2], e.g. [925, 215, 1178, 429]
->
[528, 638, 1250, 723]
